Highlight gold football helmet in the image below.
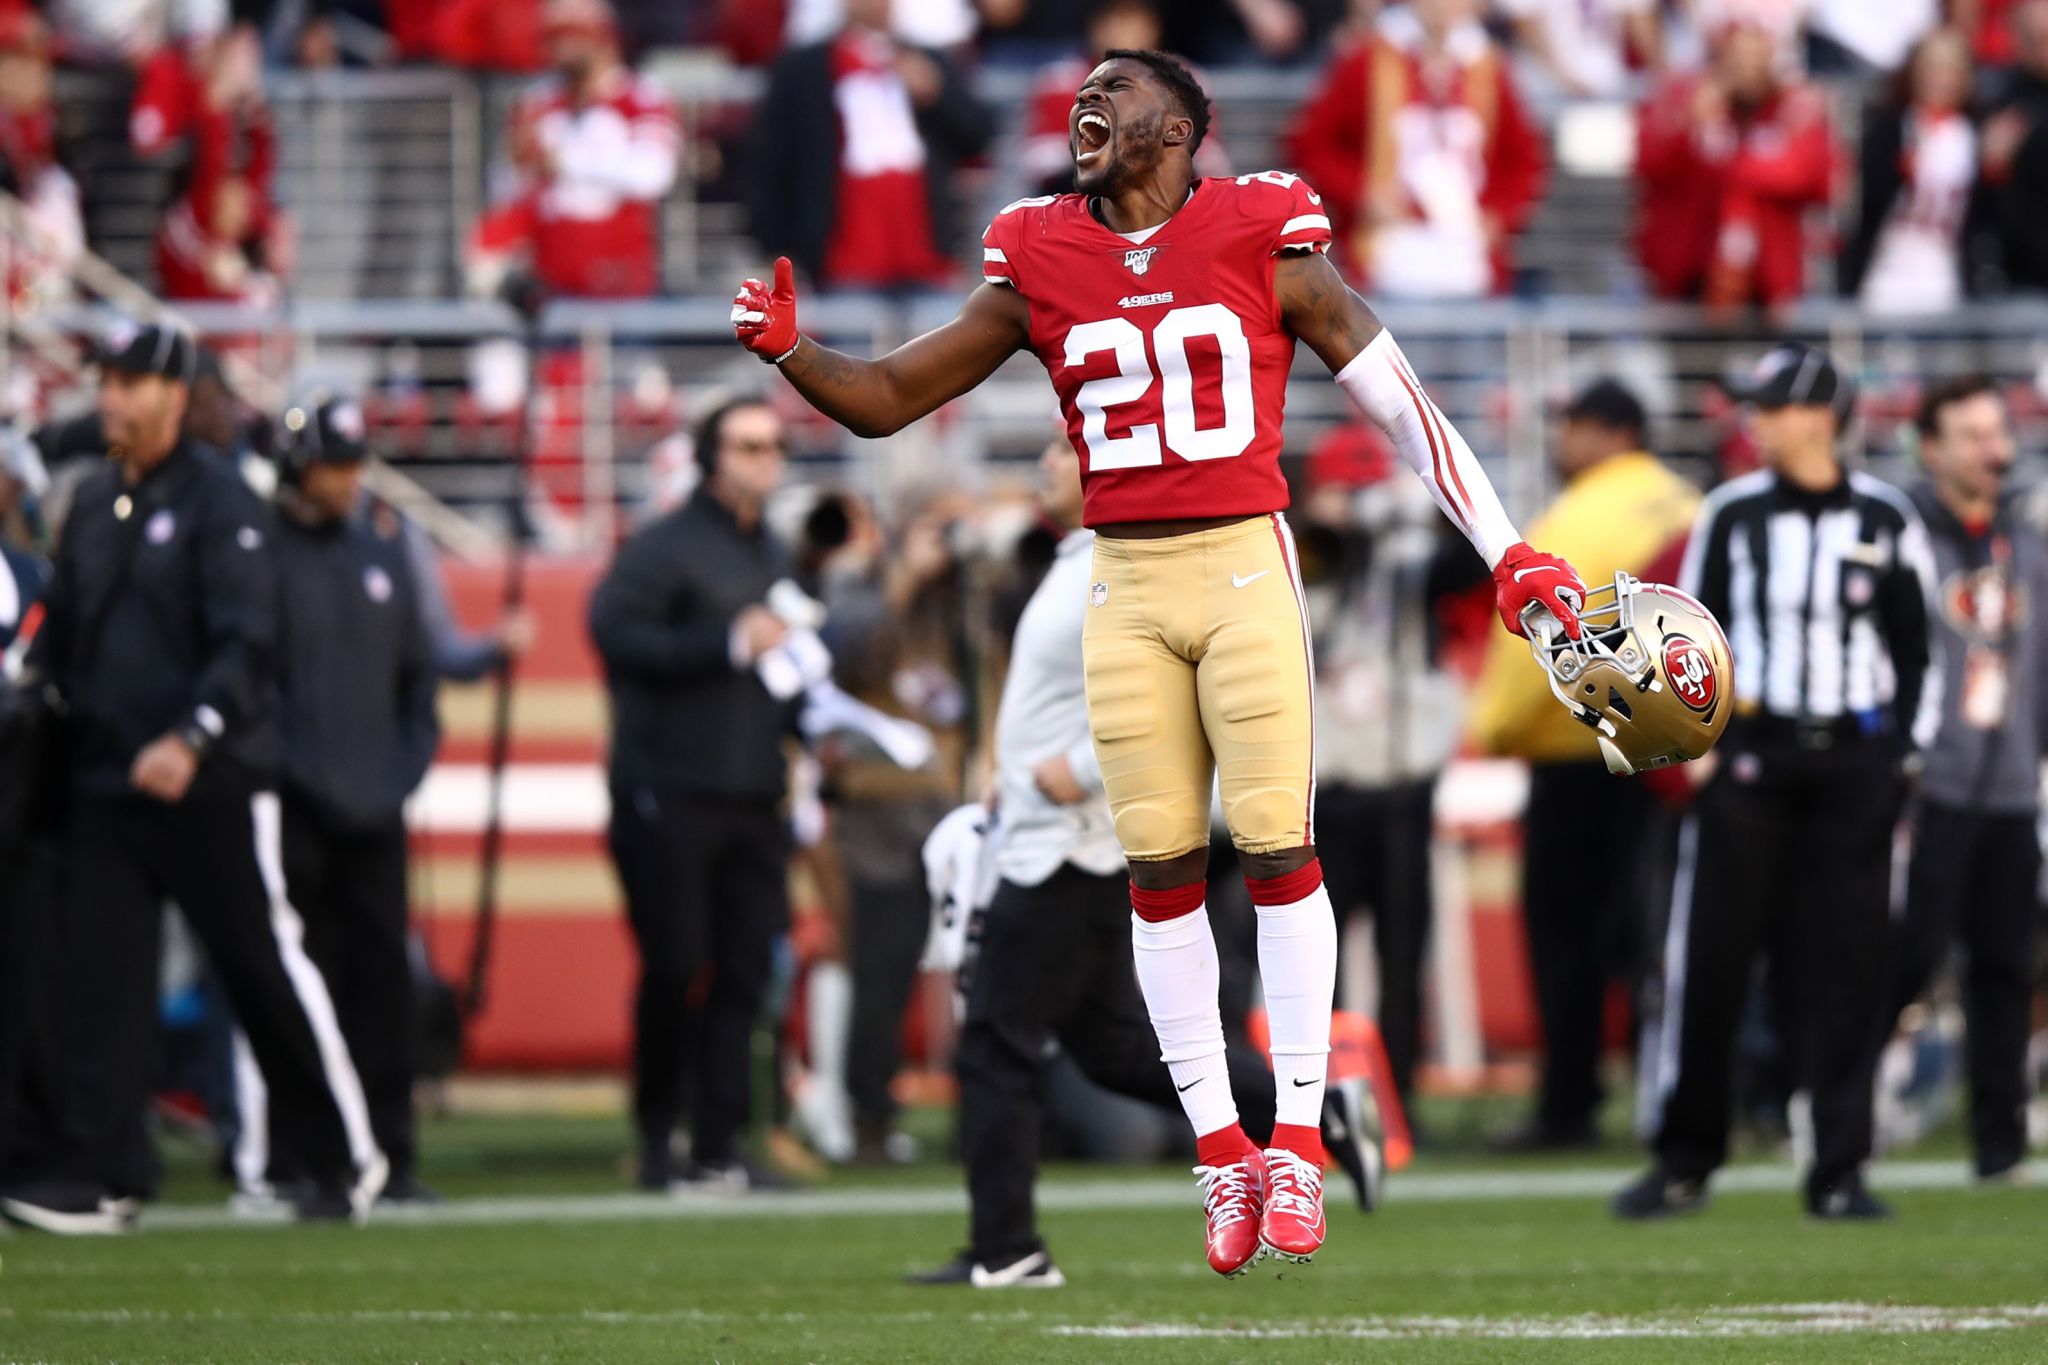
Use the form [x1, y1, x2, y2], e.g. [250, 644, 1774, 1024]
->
[1522, 573, 1734, 775]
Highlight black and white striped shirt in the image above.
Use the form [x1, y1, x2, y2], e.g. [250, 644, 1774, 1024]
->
[1679, 469, 1935, 731]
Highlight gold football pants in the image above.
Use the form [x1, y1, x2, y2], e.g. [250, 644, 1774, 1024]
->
[1082, 514, 1316, 863]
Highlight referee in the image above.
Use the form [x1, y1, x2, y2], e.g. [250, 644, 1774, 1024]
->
[4, 327, 383, 1231]
[1619, 343, 1934, 1221]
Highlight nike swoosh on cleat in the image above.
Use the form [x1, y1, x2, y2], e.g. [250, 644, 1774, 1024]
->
[1231, 571, 1271, 588]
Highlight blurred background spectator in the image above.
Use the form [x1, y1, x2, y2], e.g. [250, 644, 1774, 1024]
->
[468, 0, 681, 300]
[817, 495, 970, 1162]
[1634, 16, 1836, 312]
[0, 8, 82, 318]
[1467, 379, 1698, 1150]
[1805, 0, 1939, 78]
[747, 0, 993, 294]
[1296, 422, 1486, 1116]
[1285, 0, 1545, 299]
[1977, 0, 2048, 293]
[1500, 0, 1661, 101]
[131, 19, 292, 303]
[1842, 28, 1976, 315]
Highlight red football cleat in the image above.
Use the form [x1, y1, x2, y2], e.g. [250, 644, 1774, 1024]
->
[1194, 1148, 1267, 1277]
[1259, 1146, 1327, 1263]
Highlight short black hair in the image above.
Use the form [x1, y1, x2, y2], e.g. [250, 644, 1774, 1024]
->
[692, 390, 773, 476]
[1916, 374, 2000, 439]
[1561, 378, 1648, 446]
[1102, 48, 1211, 155]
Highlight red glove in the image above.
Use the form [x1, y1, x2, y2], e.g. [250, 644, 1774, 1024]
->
[1493, 542, 1586, 641]
[731, 256, 800, 363]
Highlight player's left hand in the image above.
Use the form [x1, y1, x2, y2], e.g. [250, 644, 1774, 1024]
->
[1493, 542, 1586, 641]
[732, 257, 801, 364]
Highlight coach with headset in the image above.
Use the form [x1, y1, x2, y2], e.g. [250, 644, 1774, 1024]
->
[590, 393, 800, 1192]
[262, 393, 441, 1205]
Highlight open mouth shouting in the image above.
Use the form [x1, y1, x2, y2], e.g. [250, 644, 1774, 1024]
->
[1072, 107, 1111, 170]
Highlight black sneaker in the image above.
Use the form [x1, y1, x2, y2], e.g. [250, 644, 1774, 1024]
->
[292, 1183, 356, 1223]
[906, 1249, 1065, 1288]
[0, 1178, 133, 1235]
[1611, 1167, 1708, 1220]
[1320, 1077, 1386, 1212]
[906, 1251, 977, 1285]
[377, 1174, 443, 1206]
[636, 1137, 676, 1192]
[1807, 1177, 1892, 1221]
[1491, 1121, 1601, 1154]
[671, 1157, 790, 1194]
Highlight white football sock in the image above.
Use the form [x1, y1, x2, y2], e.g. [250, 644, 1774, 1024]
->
[1131, 905, 1238, 1138]
[1256, 880, 1338, 1129]
[807, 959, 852, 1095]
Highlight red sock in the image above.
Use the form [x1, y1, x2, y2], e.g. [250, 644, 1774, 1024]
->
[1270, 1121, 1325, 1166]
[1195, 1123, 1254, 1169]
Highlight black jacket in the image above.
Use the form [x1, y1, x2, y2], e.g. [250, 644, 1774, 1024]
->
[30, 442, 281, 796]
[274, 506, 440, 831]
[588, 490, 798, 800]
[746, 39, 994, 283]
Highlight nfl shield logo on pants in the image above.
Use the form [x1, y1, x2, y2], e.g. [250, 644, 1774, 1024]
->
[1090, 581, 1109, 607]
[1123, 247, 1157, 276]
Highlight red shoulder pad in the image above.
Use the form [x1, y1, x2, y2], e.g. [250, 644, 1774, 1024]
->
[1231, 170, 1332, 256]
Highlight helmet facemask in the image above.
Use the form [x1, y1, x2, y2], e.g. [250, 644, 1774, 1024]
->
[1524, 572, 1732, 776]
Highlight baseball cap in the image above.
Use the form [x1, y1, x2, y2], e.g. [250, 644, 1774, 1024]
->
[99, 323, 200, 385]
[1560, 378, 1648, 438]
[279, 394, 370, 468]
[1733, 342, 1854, 419]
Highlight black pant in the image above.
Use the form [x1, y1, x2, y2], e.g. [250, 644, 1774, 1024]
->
[1894, 800, 2041, 1176]
[956, 865, 1279, 1267]
[848, 871, 931, 1131]
[1522, 761, 1650, 1135]
[1651, 743, 1901, 1197]
[0, 836, 64, 1180]
[53, 790, 370, 1198]
[1316, 780, 1434, 1106]
[609, 786, 788, 1168]
[281, 800, 417, 1182]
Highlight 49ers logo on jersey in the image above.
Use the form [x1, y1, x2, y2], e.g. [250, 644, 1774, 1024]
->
[1662, 634, 1717, 712]
[1123, 246, 1158, 275]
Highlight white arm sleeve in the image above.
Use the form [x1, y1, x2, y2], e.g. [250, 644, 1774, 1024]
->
[1335, 330, 1522, 568]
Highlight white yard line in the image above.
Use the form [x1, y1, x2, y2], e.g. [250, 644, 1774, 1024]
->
[1049, 1303, 2048, 1341]
[24, 1303, 2048, 1342]
[130, 1158, 2045, 1233]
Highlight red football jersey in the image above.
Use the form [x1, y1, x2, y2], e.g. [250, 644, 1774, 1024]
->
[981, 173, 1332, 527]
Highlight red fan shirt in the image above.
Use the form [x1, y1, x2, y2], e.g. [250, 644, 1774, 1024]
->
[981, 172, 1332, 528]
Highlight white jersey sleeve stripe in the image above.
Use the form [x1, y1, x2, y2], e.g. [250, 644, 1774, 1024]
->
[1279, 214, 1332, 236]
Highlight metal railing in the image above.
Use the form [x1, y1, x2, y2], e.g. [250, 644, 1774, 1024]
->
[15, 283, 2044, 550]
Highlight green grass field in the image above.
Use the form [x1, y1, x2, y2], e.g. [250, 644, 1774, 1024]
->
[2, 1109, 2045, 1363]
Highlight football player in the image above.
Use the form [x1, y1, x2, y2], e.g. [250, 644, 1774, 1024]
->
[734, 49, 1586, 1276]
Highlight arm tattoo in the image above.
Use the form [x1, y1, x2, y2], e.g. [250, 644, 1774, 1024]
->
[1276, 251, 1384, 372]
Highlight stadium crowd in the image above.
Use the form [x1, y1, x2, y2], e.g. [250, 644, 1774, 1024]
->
[0, 0, 2044, 1249]
[2, 0, 2047, 309]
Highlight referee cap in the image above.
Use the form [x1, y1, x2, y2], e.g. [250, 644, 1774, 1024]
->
[1734, 342, 1855, 424]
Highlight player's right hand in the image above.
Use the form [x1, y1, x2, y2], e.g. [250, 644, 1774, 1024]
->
[732, 256, 800, 364]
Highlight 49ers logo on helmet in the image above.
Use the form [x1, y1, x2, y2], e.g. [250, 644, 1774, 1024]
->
[1663, 634, 1717, 712]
